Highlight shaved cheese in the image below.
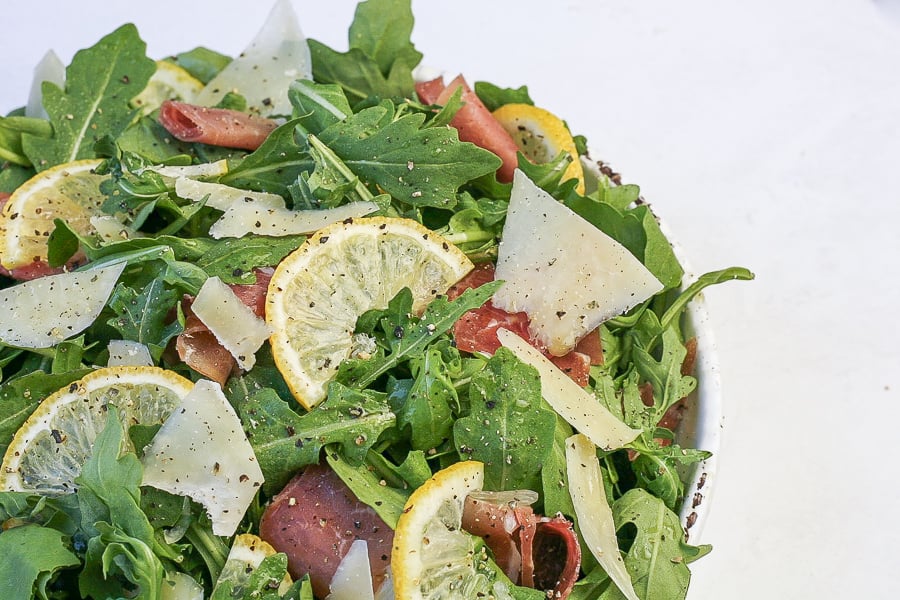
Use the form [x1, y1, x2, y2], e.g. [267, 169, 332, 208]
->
[565, 433, 640, 600]
[141, 379, 264, 536]
[107, 340, 154, 367]
[191, 276, 271, 370]
[90, 215, 140, 242]
[194, 0, 311, 116]
[497, 328, 640, 450]
[0, 262, 126, 349]
[209, 199, 379, 239]
[143, 160, 229, 181]
[26, 50, 65, 120]
[327, 539, 375, 600]
[175, 178, 285, 211]
[493, 170, 663, 356]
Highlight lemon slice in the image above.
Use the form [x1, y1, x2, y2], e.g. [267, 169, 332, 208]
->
[491, 103, 585, 194]
[0, 158, 108, 271]
[392, 461, 504, 600]
[131, 60, 204, 115]
[0, 366, 193, 496]
[266, 217, 473, 409]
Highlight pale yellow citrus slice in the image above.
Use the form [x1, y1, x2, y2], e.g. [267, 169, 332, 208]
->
[492, 103, 586, 194]
[131, 60, 204, 115]
[0, 158, 108, 270]
[392, 460, 506, 600]
[266, 217, 473, 410]
[0, 366, 193, 495]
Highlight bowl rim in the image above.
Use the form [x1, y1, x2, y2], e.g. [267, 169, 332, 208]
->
[580, 156, 722, 542]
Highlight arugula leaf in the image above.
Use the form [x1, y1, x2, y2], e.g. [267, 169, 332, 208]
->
[474, 81, 534, 112]
[0, 524, 80, 599]
[324, 446, 409, 529]
[288, 80, 351, 134]
[338, 282, 501, 390]
[308, 0, 421, 103]
[318, 105, 501, 209]
[594, 489, 711, 600]
[173, 48, 232, 85]
[220, 119, 312, 196]
[23, 25, 155, 170]
[211, 552, 291, 600]
[0, 162, 33, 193]
[75, 408, 175, 599]
[241, 385, 395, 494]
[106, 278, 183, 361]
[454, 348, 556, 492]
[632, 327, 697, 422]
[0, 116, 52, 167]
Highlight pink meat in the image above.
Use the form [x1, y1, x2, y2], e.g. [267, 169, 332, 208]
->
[415, 75, 520, 182]
[259, 464, 393, 599]
[158, 100, 278, 150]
[462, 492, 581, 599]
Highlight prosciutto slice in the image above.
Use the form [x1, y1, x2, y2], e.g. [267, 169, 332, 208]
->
[158, 100, 278, 151]
[259, 464, 393, 599]
[416, 75, 519, 182]
[174, 268, 273, 384]
[449, 263, 595, 386]
[462, 491, 581, 599]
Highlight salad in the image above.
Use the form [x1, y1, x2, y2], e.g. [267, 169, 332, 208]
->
[0, 1, 752, 599]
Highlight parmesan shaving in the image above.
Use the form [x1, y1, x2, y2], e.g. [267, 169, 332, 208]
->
[175, 178, 285, 211]
[191, 276, 271, 371]
[497, 328, 640, 450]
[327, 539, 375, 600]
[209, 199, 379, 239]
[107, 340, 154, 367]
[0, 262, 126, 349]
[493, 170, 663, 355]
[565, 433, 640, 600]
[194, 0, 312, 116]
[141, 379, 264, 537]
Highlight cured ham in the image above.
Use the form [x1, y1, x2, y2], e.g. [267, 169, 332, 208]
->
[259, 464, 393, 599]
[174, 268, 273, 384]
[462, 491, 581, 599]
[449, 263, 594, 385]
[415, 75, 519, 182]
[158, 100, 278, 151]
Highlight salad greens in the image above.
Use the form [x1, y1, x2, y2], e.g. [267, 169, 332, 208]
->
[0, 0, 753, 598]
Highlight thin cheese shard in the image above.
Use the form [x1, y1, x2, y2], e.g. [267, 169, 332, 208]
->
[141, 379, 264, 537]
[0, 262, 126, 349]
[209, 199, 379, 239]
[191, 276, 271, 370]
[497, 328, 640, 451]
[493, 170, 663, 355]
[194, 0, 312, 116]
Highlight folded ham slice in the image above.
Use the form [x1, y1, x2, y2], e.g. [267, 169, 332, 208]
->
[158, 100, 278, 151]
[462, 491, 581, 599]
[416, 75, 519, 182]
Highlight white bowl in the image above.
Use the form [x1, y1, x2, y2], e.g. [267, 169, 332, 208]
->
[581, 157, 721, 541]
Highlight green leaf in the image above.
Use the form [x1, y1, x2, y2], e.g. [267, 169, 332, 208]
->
[106, 278, 183, 360]
[658, 266, 755, 334]
[453, 347, 556, 492]
[174, 48, 232, 85]
[325, 447, 408, 529]
[79, 522, 163, 600]
[338, 282, 501, 390]
[220, 119, 313, 196]
[288, 80, 351, 134]
[308, 0, 421, 103]
[241, 385, 395, 494]
[473, 81, 534, 112]
[632, 327, 697, 422]
[0, 162, 33, 193]
[23, 24, 155, 170]
[0, 116, 52, 167]
[318, 106, 501, 209]
[389, 345, 458, 451]
[596, 488, 711, 600]
[0, 525, 80, 600]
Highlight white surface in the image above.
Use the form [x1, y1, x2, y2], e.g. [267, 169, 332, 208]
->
[3, 1, 899, 597]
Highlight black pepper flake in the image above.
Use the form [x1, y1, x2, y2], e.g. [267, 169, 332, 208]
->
[393, 325, 404, 339]
[319, 236, 330, 244]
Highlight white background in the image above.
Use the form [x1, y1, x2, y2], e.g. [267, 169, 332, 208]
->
[2, 1, 899, 597]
